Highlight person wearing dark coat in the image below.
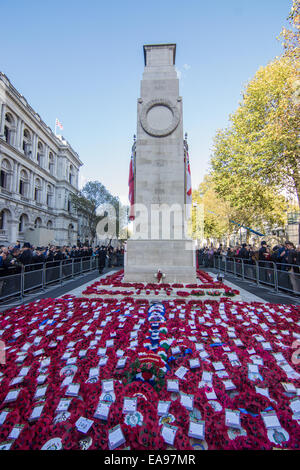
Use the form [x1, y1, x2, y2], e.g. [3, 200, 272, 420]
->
[98, 246, 106, 274]
[19, 242, 33, 267]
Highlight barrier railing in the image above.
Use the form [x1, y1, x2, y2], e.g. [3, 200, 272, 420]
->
[197, 253, 300, 296]
[0, 256, 100, 303]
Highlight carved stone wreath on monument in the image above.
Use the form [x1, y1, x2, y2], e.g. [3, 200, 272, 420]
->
[139, 98, 180, 137]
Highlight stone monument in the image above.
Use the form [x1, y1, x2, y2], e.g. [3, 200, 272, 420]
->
[124, 44, 196, 283]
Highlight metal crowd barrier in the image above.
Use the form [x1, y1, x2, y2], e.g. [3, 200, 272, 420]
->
[197, 253, 300, 296]
[0, 256, 100, 303]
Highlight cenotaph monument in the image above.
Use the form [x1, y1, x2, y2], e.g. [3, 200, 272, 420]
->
[124, 44, 196, 283]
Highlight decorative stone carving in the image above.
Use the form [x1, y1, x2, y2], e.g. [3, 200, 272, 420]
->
[139, 98, 180, 137]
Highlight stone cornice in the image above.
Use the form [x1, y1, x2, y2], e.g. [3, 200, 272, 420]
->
[0, 72, 83, 166]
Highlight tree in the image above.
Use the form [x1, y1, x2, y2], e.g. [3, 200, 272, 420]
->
[210, 55, 297, 229]
[71, 181, 129, 244]
[280, 0, 300, 62]
[213, 56, 299, 203]
[190, 176, 274, 243]
[191, 177, 232, 241]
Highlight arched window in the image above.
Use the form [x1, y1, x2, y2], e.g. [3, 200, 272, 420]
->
[4, 113, 14, 145]
[48, 152, 54, 174]
[0, 209, 10, 231]
[34, 217, 42, 228]
[47, 220, 53, 229]
[69, 165, 74, 185]
[22, 129, 32, 156]
[19, 169, 29, 197]
[0, 159, 12, 191]
[37, 141, 44, 166]
[46, 185, 53, 207]
[18, 214, 28, 233]
[34, 178, 42, 203]
[67, 197, 72, 213]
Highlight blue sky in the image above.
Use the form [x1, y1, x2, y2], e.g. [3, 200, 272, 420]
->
[1, 0, 291, 203]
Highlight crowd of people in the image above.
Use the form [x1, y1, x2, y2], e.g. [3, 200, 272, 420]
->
[198, 241, 300, 269]
[0, 242, 124, 277]
[197, 241, 300, 294]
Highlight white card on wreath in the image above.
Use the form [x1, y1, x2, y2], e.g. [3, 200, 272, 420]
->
[213, 362, 225, 371]
[75, 416, 94, 434]
[94, 401, 111, 420]
[123, 397, 137, 414]
[161, 424, 177, 445]
[8, 424, 24, 440]
[34, 385, 47, 399]
[97, 347, 107, 357]
[4, 389, 20, 403]
[188, 419, 205, 440]
[56, 398, 72, 412]
[157, 401, 171, 416]
[223, 380, 236, 391]
[180, 393, 194, 411]
[167, 379, 179, 392]
[29, 404, 44, 422]
[261, 411, 281, 429]
[225, 409, 241, 429]
[189, 358, 200, 369]
[175, 366, 188, 380]
[102, 379, 114, 393]
[98, 356, 108, 367]
[202, 371, 213, 383]
[65, 383, 80, 397]
[108, 425, 126, 450]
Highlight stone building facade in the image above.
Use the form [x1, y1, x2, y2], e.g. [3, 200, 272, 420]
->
[0, 72, 85, 247]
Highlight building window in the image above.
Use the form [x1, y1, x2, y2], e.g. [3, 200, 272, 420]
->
[0, 210, 4, 230]
[69, 165, 74, 185]
[34, 179, 42, 202]
[0, 171, 6, 189]
[4, 113, 14, 145]
[19, 170, 28, 197]
[37, 141, 44, 166]
[4, 126, 9, 143]
[47, 220, 53, 229]
[18, 214, 28, 233]
[0, 209, 11, 231]
[46, 185, 53, 207]
[34, 217, 42, 228]
[48, 152, 54, 174]
[0, 159, 12, 191]
[23, 129, 32, 157]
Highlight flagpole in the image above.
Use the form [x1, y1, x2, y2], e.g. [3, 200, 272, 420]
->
[55, 120, 57, 136]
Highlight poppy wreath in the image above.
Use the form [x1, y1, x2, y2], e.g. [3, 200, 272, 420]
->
[0, 295, 299, 450]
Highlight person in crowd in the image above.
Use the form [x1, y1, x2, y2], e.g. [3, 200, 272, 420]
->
[19, 242, 33, 267]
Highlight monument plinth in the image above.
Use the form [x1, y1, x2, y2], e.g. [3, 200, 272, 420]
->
[124, 44, 196, 283]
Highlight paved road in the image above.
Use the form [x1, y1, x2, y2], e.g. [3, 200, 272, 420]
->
[0, 268, 115, 312]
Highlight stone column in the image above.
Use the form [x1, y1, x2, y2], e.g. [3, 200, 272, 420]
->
[42, 179, 46, 205]
[12, 161, 19, 194]
[29, 171, 34, 201]
[31, 133, 37, 161]
[44, 144, 48, 171]
[9, 219, 19, 245]
[0, 102, 6, 138]
[19, 121, 24, 151]
[15, 117, 21, 150]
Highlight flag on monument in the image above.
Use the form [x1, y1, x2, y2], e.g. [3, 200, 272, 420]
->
[55, 118, 63, 130]
[186, 151, 192, 204]
[185, 150, 192, 218]
[128, 152, 135, 220]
